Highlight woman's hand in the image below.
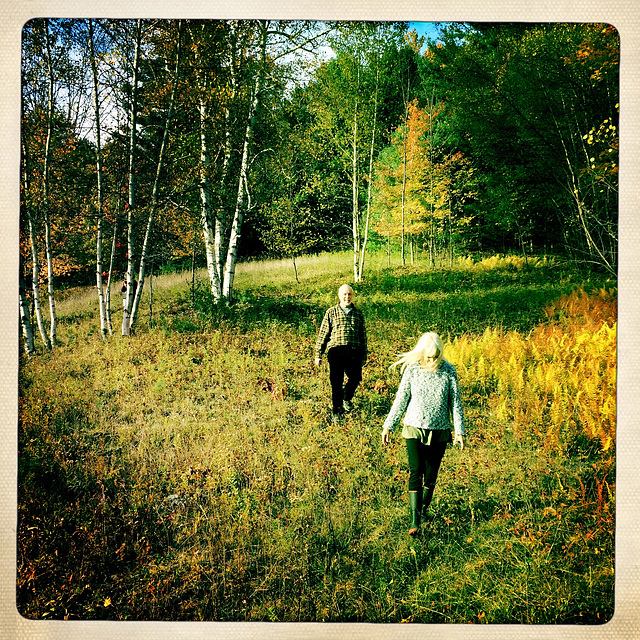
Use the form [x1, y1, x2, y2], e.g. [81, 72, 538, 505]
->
[382, 427, 390, 446]
[453, 434, 465, 450]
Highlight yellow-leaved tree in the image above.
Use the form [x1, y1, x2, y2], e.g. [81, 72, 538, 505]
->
[372, 99, 475, 265]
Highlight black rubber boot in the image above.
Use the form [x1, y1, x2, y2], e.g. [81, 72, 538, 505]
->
[408, 491, 422, 536]
[422, 482, 436, 520]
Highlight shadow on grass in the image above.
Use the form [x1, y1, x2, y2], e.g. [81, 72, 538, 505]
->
[188, 284, 323, 334]
[185, 262, 611, 338]
[365, 282, 570, 336]
[17, 407, 171, 619]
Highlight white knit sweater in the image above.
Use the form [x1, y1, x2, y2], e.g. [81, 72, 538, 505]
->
[382, 360, 465, 438]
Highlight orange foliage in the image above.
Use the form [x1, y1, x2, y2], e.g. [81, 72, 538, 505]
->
[449, 287, 616, 456]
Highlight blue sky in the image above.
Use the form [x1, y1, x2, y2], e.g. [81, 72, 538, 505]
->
[408, 22, 443, 42]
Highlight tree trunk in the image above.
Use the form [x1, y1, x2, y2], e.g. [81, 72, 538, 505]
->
[292, 255, 299, 284]
[429, 220, 434, 268]
[223, 20, 268, 303]
[43, 19, 57, 346]
[217, 23, 237, 282]
[26, 208, 50, 350]
[449, 203, 454, 268]
[148, 262, 154, 326]
[129, 21, 183, 331]
[401, 112, 407, 267]
[19, 261, 35, 356]
[191, 24, 223, 302]
[122, 20, 142, 336]
[21, 141, 49, 351]
[88, 19, 108, 339]
[429, 103, 436, 270]
[198, 101, 222, 301]
[105, 205, 119, 335]
[352, 85, 360, 283]
[358, 66, 379, 283]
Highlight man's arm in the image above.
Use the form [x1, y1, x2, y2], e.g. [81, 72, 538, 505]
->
[360, 309, 368, 364]
[314, 308, 332, 364]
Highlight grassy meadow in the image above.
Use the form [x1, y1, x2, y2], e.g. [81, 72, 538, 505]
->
[17, 251, 616, 623]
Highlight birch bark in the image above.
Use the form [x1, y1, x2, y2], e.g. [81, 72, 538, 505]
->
[129, 21, 183, 330]
[222, 21, 269, 302]
[21, 141, 49, 351]
[358, 65, 379, 282]
[43, 20, 58, 345]
[190, 23, 223, 301]
[88, 19, 108, 337]
[122, 20, 142, 336]
[19, 269, 35, 355]
[351, 70, 360, 284]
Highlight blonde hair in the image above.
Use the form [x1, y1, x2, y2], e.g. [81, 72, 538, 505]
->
[390, 332, 444, 373]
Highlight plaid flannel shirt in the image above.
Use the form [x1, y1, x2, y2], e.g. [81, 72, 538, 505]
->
[314, 304, 367, 362]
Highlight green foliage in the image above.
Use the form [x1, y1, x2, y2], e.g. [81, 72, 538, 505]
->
[371, 98, 476, 262]
[424, 22, 618, 269]
[17, 252, 614, 622]
[21, 20, 618, 294]
[258, 195, 321, 282]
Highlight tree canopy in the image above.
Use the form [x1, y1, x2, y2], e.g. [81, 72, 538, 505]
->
[20, 19, 619, 347]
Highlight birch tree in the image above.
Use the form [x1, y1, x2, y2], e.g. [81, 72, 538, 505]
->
[222, 20, 332, 302]
[87, 19, 109, 337]
[21, 19, 91, 351]
[121, 19, 142, 336]
[19, 267, 36, 356]
[185, 20, 234, 303]
[308, 22, 409, 280]
[128, 21, 184, 331]
[222, 20, 269, 301]
[20, 141, 48, 352]
[42, 19, 58, 345]
[358, 62, 379, 281]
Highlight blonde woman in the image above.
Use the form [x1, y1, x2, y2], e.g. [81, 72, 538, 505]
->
[382, 332, 465, 536]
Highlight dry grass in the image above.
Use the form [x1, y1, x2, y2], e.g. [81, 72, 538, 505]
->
[17, 251, 615, 623]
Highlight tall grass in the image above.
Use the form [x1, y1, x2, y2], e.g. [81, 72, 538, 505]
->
[17, 251, 615, 623]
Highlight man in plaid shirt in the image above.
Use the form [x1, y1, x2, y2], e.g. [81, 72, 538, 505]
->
[314, 284, 367, 423]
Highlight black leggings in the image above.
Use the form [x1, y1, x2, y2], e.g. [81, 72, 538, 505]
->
[405, 437, 448, 507]
[327, 345, 363, 413]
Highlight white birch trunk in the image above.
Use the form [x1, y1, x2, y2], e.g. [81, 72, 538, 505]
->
[352, 92, 360, 283]
[88, 19, 108, 338]
[122, 20, 142, 336]
[222, 21, 268, 302]
[190, 23, 223, 302]
[358, 66, 379, 283]
[19, 275, 35, 356]
[428, 92, 436, 269]
[43, 20, 57, 346]
[129, 22, 182, 330]
[21, 141, 49, 351]
[401, 120, 407, 267]
[198, 94, 222, 301]
[27, 212, 50, 350]
[121, 199, 135, 336]
[105, 209, 118, 334]
[216, 23, 237, 281]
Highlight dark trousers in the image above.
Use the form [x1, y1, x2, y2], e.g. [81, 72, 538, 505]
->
[327, 345, 363, 414]
[405, 436, 448, 509]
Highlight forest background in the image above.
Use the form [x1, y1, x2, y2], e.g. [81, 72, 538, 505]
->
[10, 14, 630, 633]
[19, 19, 619, 349]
